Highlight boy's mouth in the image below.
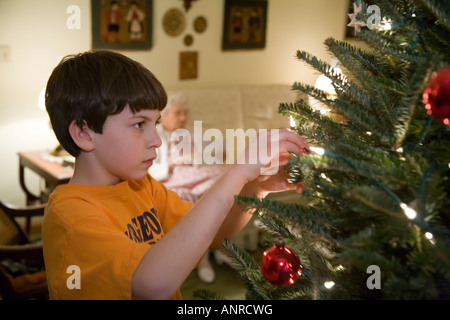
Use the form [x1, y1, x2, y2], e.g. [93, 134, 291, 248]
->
[143, 157, 155, 166]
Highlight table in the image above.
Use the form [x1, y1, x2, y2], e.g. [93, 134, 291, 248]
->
[18, 150, 73, 204]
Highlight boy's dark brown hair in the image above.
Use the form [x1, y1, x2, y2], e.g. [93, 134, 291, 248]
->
[45, 50, 167, 157]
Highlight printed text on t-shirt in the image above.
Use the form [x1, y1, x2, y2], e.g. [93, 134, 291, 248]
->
[124, 208, 162, 244]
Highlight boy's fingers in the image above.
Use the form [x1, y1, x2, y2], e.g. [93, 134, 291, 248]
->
[278, 140, 303, 157]
[271, 128, 309, 151]
[296, 182, 304, 193]
[278, 153, 292, 166]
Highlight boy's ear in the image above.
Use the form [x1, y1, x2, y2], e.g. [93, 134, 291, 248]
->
[68, 120, 95, 152]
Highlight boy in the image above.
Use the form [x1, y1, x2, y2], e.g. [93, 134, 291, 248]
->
[42, 50, 307, 300]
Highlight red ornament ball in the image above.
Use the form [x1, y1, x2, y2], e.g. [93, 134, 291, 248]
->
[423, 67, 450, 126]
[261, 239, 302, 287]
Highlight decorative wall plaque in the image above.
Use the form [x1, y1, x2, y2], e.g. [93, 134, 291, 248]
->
[162, 8, 185, 37]
[193, 16, 207, 33]
[184, 34, 194, 46]
[179, 51, 198, 80]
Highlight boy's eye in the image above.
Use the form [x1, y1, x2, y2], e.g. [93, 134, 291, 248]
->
[134, 121, 145, 129]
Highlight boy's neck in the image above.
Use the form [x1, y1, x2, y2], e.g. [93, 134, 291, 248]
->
[70, 154, 122, 186]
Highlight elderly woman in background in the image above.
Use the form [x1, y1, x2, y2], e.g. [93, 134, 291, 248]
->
[149, 93, 233, 283]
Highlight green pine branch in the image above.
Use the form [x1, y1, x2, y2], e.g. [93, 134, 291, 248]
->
[419, 0, 450, 31]
[222, 238, 259, 270]
[193, 289, 227, 300]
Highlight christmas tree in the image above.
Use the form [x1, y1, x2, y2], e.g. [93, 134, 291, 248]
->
[205, 0, 450, 300]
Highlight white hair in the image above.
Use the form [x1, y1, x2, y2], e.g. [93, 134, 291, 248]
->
[162, 92, 190, 114]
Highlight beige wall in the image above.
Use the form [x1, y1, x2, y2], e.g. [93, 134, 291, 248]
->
[0, 0, 352, 204]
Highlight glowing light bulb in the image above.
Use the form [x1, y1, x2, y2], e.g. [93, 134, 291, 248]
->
[380, 18, 392, 31]
[400, 203, 417, 220]
[310, 146, 325, 156]
[425, 232, 435, 245]
[289, 115, 296, 128]
[324, 281, 335, 289]
[335, 265, 344, 271]
[320, 173, 332, 182]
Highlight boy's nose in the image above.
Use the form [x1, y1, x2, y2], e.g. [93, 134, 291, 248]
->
[147, 131, 162, 149]
[155, 134, 162, 148]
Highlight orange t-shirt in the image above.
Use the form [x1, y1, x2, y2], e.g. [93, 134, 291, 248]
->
[42, 174, 193, 300]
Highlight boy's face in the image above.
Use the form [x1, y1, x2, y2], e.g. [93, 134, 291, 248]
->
[89, 106, 161, 185]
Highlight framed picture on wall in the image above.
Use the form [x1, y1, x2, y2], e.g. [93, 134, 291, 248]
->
[222, 0, 268, 50]
[179, 51, 198, 80]
[91, 0, 153, 50]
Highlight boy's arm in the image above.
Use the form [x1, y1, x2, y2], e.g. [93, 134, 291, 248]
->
[209, 179, 264, 249]
[131, 129, 307, 300]
[132, 165, 248, 299]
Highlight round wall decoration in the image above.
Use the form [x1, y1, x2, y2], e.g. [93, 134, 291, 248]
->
[163, 8, 186, 37]
[193, 16, 207, 33]
[184, 34, 194, 46]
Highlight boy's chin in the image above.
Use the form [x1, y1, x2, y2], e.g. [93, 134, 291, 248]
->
[123, 171, 150, 182]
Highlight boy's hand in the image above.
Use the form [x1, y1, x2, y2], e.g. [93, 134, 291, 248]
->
[234, 128, 308, 193]
[254, 152, 305, 195]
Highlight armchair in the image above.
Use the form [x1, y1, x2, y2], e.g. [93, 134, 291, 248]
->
[0, 201, 48, 300]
